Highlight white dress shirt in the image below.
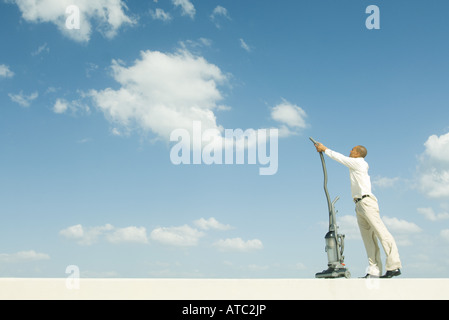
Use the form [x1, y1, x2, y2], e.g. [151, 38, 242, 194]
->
[324, 149, 373, 199]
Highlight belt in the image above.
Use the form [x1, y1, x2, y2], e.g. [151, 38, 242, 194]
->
[354, 195, 370, 203]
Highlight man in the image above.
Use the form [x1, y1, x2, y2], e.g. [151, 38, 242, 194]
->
[314, 142, 402, 278]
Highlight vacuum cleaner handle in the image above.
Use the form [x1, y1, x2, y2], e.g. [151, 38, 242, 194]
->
[309, 137, 319, 146]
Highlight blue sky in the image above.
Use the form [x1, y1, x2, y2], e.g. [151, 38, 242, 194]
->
[1, 0, 449, 279]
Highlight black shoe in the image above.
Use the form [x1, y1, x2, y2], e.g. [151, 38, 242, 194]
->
[380, 269, 401, 278]
[359, 274, 379, 279]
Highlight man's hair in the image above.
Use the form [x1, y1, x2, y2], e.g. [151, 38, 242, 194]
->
[356, 145, 368, 158]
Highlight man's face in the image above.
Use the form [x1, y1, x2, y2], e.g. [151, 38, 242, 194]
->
[349, 146, 360, 158]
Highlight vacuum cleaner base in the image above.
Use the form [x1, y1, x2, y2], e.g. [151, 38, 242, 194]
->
[315, 267, 351, 279]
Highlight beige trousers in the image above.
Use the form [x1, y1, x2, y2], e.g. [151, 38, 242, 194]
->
[355, 195, 402, 276]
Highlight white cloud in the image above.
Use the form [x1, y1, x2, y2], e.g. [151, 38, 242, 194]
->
[150, 8, 172, 22]
[417, 207, 449, 222]
[89, 49, 228, 141]
[31, 42, 49, 56]
[382, 216, 422, 246]
[271, 99, 307, 128]
[87, 48, 302, 153]
[211, 6, 230, 20]
[0, 64, 14, 78]
[382, 216, 421, 233]
[372, 176, 400, 189]
[60, 224, 113, 245]
[194, 217, 232, 231]
[111, 127, 122, 136]
[419, 169, 449, 198]
[338, 215, 361, 240]
[210, 6, 231, 28]
[150, 225, 204, 247]
[417, 132, 449, 198]
[53, 98, 69, 114]
[172, 0, 195, 19]
[60, 218, 263, 254]
[213, 238, 263, 252]
[179, 38, 213, 51]
[10, 0, 136, 43]
[85, 62, 99, 78]
[60, 224, 84, 239]
[106, 226, 149, 244]
[270, 99, 308, 137]
[52, 97, 90, 115]
[239, 38, 252, 52]
[45, 86, 58, 94]
[148, 217, 256, 250]
[59, 223, 148, 245]
[76, 138, 91, 144]
[424, 132, 449, 163]
[0, 250, 50, 263]
[8, 91, 38, 107]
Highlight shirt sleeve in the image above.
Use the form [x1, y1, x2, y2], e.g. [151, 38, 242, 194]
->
[324, 149, 364, 171]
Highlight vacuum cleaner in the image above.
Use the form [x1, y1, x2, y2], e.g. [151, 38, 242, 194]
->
[310, 137, 351, 279]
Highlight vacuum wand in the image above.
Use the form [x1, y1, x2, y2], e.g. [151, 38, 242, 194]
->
[309, 137, 350, 279]
[309, 137, 319, 146]
[309, 137, 332, 216]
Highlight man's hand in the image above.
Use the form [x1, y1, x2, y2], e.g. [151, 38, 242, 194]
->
[315, 142, 327, 153]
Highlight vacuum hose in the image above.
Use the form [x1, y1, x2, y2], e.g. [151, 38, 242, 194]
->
[309, 137, 332, 223]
